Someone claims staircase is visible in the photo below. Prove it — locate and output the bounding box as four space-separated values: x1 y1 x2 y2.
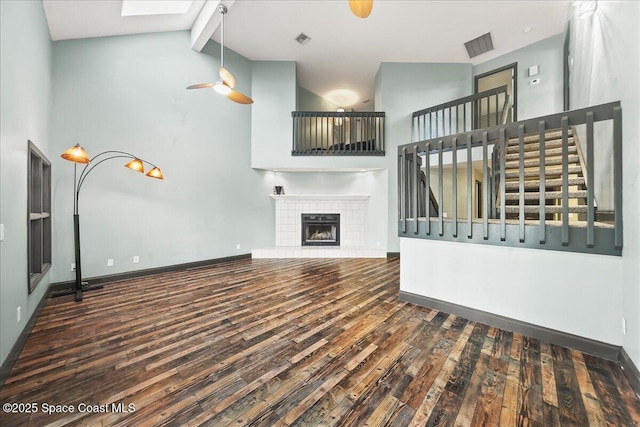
497 128 590 220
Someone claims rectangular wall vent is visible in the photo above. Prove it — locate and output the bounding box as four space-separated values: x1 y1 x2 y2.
464 32 494 58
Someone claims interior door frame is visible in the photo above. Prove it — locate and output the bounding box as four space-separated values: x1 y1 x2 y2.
474 62 518 123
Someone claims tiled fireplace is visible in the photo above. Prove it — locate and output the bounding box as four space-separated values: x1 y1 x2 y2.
252 194 385 258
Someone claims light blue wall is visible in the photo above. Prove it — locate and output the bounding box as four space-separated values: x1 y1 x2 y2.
251 61 297 170
50 32 274 283
0 0 53 366
474 33 565 120
375 62 473 251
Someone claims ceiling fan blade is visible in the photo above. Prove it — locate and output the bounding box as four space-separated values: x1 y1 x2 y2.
226 89 253 104
349 0 373 18
219 67 237 89
186 82 215 90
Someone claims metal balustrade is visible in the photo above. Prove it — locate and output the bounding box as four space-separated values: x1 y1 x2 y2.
398 101 623 256
292 111 385 156
412 86 510 142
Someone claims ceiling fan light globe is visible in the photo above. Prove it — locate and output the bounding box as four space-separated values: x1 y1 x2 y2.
214 82 232 95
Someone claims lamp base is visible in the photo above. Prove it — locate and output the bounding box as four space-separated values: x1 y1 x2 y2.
51 282 104 302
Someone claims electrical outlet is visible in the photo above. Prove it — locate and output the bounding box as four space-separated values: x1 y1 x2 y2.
133 256 139 263
71 263 76 272
107 258 114 267
236 244 241 250
17 307 21 323
622 317 627 336
530 78 541 85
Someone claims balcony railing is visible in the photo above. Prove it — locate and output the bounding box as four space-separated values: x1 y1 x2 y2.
412 85 510 142
292 111 385 156
398 101 623 256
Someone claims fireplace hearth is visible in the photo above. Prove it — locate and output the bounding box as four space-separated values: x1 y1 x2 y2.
301 214 340 246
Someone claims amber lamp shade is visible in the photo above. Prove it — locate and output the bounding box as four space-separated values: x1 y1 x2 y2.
61 144 91 164
146 167 164 179
124 158 145 173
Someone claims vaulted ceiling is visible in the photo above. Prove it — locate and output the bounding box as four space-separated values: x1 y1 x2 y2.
42 0 571 108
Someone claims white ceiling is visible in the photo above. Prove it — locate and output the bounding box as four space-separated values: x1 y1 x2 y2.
42 0 571 108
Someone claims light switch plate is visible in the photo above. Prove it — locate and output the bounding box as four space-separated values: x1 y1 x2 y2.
528 65 539 76
0 224 4 241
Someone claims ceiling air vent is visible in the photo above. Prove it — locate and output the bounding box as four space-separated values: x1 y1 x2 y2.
295 33 311 46
464 32 494 58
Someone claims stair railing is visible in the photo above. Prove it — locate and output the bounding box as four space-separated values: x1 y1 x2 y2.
412 85 509 142
292 111 385 155
398 101 623 256
571 126 598 211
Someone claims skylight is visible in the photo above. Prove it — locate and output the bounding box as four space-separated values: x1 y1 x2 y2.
121 1 194 17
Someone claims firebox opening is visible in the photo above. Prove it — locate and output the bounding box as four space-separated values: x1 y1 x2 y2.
301 214 340 246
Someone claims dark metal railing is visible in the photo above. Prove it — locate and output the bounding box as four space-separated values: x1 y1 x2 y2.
292 111 385 156
398 101 623 256
412 86 510 142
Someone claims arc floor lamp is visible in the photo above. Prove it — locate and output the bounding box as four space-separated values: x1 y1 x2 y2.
56 144 163 302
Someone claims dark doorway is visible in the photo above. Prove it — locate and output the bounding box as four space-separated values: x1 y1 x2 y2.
475 63 517 124
476 179 482 219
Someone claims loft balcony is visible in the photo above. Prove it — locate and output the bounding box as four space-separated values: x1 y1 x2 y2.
291 111 385 156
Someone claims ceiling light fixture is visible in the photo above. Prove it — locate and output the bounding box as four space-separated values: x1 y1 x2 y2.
349 0 373 18
187 5 253 104
214 81 232 95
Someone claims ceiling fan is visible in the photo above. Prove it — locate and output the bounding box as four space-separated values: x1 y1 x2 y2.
187 5 253 104
349 0 374 18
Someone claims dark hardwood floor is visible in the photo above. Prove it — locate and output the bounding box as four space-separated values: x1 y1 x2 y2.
1 258 639 426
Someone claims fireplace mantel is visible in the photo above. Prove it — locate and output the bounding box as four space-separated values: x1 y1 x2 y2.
254 193 385 258
270 194 369 201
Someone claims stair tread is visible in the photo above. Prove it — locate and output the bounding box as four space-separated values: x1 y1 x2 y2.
504 190 588 200
498 205 588 214
505 146 577 161
504 155 580 169
504 178 586 189
506 129 572 144
504 165 583 179
506 138 576 152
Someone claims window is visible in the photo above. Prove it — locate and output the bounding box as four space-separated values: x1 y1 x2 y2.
28 140 51 292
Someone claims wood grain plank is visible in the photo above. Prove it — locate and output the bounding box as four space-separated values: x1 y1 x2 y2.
552 344 590 426
582 353 637 426
539 341 559 408
498 332 523 426
408 321 476 426
570 349 607 426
